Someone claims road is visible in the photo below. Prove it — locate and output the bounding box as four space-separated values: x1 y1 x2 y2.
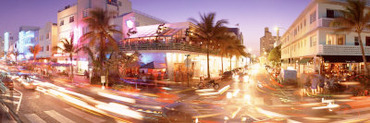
2 63 370 123
1 65 172 123
13 78 118 123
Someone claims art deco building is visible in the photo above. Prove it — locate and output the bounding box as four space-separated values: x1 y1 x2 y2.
56 0 166 73
121 22 247 81
280 0 370 75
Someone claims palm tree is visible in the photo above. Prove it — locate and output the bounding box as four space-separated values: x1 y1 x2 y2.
331 0 370 75
189 13 228 79
217 34 235 73
53 37 79 79
80 8 122 84
29 44 42 62
223 37 248 70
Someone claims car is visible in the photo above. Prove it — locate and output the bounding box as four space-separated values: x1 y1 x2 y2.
1 76 14 91
20 79 38 90
19 75 38 90
221 71 233 80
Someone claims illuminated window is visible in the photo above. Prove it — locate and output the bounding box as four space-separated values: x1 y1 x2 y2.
326 34 345 45
326 34 335 45
69 16 74 23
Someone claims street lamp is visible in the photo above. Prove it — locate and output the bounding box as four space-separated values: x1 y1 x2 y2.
273 26 286 47
185 54 191 87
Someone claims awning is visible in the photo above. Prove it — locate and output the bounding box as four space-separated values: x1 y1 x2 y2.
140 62 166 69
322 55 370 63
299 58 312 64
281 59 288 63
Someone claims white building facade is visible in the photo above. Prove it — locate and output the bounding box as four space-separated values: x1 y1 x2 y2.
280 0 370 76
17 26 40 60
56 0 166 74
37 22 58 60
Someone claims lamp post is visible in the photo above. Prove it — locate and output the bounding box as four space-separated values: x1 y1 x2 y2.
185 54 191 87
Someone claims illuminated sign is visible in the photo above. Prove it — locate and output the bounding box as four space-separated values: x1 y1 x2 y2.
126 20 134 28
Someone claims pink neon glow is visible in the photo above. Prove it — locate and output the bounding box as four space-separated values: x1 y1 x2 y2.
73 26 82 45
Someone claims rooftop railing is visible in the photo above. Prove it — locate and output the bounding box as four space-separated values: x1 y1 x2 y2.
120 42 219 54
57 3 77 13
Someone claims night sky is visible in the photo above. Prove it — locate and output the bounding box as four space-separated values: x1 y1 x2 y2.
0 0 310 55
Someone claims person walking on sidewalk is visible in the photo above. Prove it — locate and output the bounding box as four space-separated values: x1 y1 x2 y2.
84 70 89 79
311 70 324 95
310 70 321 95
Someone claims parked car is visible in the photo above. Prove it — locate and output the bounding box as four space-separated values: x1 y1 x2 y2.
221 71 233 80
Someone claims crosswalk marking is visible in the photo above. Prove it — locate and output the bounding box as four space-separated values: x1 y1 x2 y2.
65 107 105 123
44 110 76 123
24 114 46 123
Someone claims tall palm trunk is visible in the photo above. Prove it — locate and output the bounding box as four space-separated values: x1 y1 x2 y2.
206 44 210 79
100 36 107 87
70 53 74 82
357 32 369 75
221 54 224 73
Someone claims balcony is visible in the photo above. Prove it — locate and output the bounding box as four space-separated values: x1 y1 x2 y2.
318 18 334 27
120 43 219 54
317 44 370 56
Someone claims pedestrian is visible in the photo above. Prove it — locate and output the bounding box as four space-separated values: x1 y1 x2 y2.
310 70 321 95
84 70 89 79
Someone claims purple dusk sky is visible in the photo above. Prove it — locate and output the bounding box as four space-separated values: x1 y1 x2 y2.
0 0 310 55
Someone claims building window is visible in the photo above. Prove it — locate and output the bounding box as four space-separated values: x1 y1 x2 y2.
303 40 306 47
60 20 64 26
355 37 359 45
327 9 334 18
310 11 316 24
69 16 74 23
366 37 370 46
337 35 345 45
46 33 49 39
83 9 89 17
41 46 44 52
46 45 49 51
326 34 335 45
294 29 297 36
326 34 345 45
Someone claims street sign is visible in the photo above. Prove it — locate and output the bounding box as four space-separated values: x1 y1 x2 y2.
101 76 106 84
